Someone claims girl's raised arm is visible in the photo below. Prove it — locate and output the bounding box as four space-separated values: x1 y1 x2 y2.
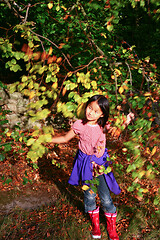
52 129 76 144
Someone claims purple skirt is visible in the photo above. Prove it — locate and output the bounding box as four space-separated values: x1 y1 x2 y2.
68 149 121 195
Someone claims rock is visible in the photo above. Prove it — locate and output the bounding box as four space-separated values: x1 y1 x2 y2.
0 184 60 215
9 92 22 100
6 114 20 127
0 85 67 130
0 86 39 129
7 99 17 112
0 87 9 105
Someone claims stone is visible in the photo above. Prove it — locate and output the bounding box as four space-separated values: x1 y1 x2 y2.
6 114 20 127
0 184 60 215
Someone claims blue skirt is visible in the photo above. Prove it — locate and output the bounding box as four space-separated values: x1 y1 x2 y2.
68 149 121 195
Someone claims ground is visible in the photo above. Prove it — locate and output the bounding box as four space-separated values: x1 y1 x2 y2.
0 129 159 239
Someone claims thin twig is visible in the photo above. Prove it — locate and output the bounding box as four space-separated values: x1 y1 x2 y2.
72 56 104 74
125 60 133 95
29 30 74 69
109 63 118 104
23 3 31 23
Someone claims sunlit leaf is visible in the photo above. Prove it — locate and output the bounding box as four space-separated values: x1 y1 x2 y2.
151 146 157 156
48 3 53 9
119 86 124 94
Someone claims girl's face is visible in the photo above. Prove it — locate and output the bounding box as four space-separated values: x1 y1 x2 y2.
86 101 103 125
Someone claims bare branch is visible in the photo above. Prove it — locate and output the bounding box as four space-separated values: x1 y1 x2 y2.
2 0 24 20
109 63 118 104
29 30 74 69
125 60 133 95
23 3 31 23
72 56 104 74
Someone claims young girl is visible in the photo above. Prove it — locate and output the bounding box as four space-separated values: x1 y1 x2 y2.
52 95 133 240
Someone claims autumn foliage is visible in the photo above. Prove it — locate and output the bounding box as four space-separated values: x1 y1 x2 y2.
0 0 159 228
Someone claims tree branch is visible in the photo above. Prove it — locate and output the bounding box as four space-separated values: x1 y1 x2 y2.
23 3 31 23
109 63 118 104
2 0 24 20
125 60 133 95
29 30 74 69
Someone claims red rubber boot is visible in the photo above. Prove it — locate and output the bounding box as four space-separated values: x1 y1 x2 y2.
105 212 119 240
88 207 101 239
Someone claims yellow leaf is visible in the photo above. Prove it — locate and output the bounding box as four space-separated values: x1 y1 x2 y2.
145 147 150 155
101 33 107 39
48 3 53 9
122 148 127 153
91 81 97 89
52 82 58 89
67 72 72 77
19 137 23 142
119 86 124 94
6 132 11 137
77 103 86 119
82 185 89 191
56 57 62 63
114 69 121 76
115 118 121 124
143 188 149 193
61 5 67 11
146 169 152 178
48 47 53 55
139 170 145 178
29 91 35 100
107 24 113 32
62 87 67 96
144 92 151 96
151 146 157 156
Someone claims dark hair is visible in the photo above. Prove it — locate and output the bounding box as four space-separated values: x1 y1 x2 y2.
83 95 109 128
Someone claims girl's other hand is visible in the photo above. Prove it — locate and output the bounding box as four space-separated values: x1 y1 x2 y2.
125 112 135 126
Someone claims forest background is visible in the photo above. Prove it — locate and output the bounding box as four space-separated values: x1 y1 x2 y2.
0 0 160 239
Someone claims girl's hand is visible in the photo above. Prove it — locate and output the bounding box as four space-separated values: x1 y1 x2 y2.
124 112 135 126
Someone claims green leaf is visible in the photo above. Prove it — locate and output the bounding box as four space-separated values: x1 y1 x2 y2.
36 109 51 120
0 154 5 161
22 76 28 82
23 177 28 185
27 151 39 162
87 3 101 10
14 52 25 60
27 138 36 146
11 64 22 72
153 197 160 205
128 186 135 192
4 144 12 152
107 24 114 32
28 41 34 48
4 178 12 185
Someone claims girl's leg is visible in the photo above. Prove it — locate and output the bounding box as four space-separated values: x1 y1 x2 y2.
97 175 119 240
97 174 116 213
84 188 101 239
84 187 97 213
